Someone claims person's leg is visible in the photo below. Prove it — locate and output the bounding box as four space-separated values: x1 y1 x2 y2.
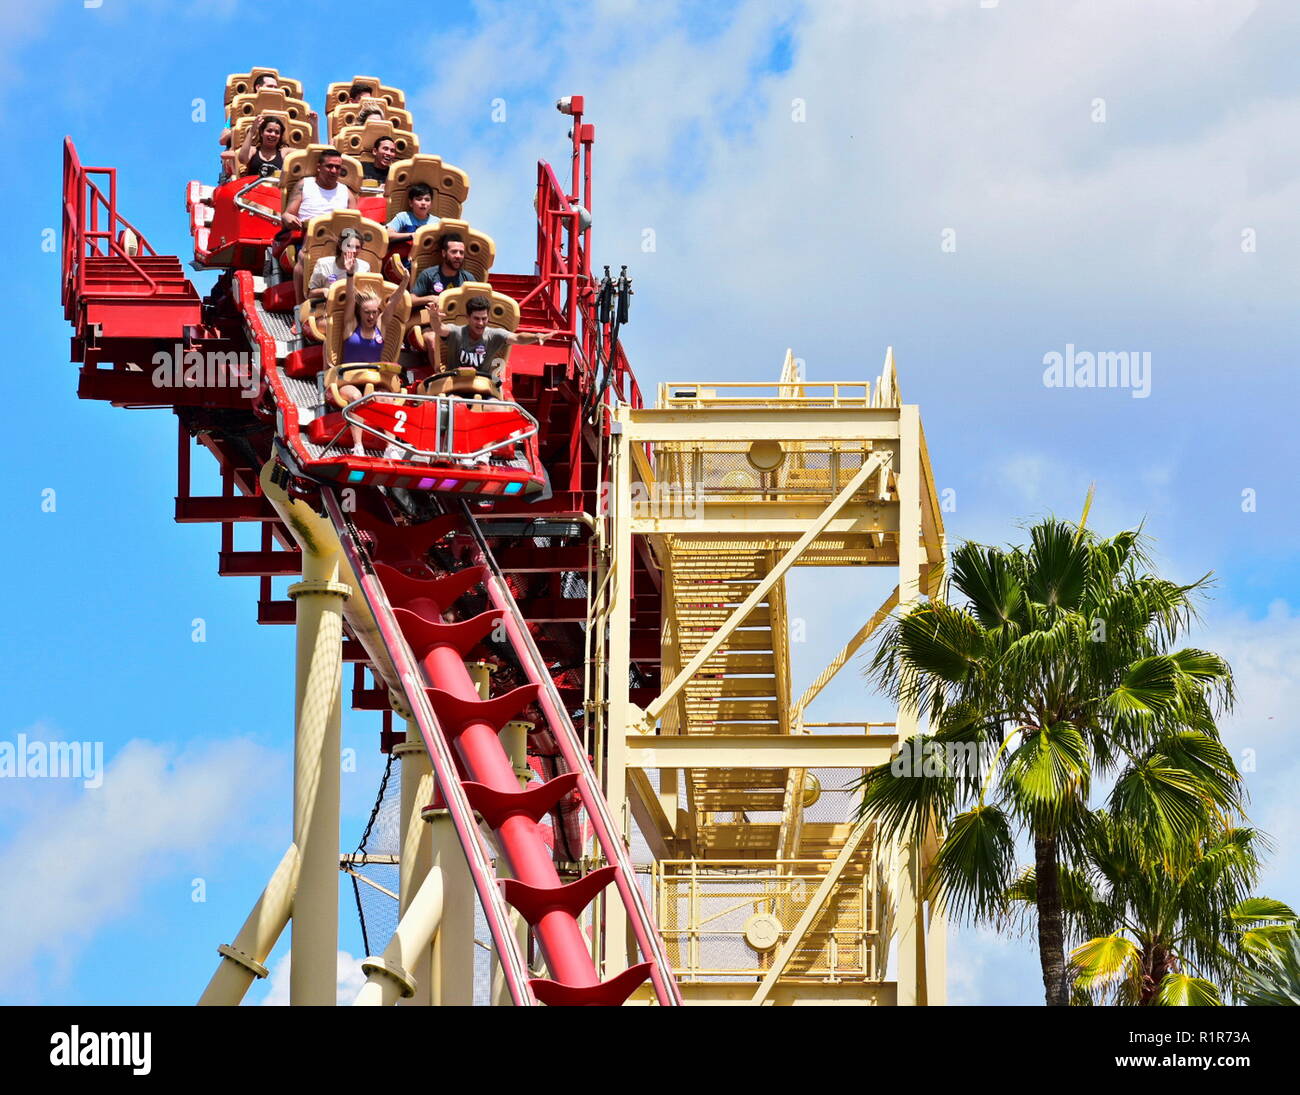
338 382 366 454
294 253 308 307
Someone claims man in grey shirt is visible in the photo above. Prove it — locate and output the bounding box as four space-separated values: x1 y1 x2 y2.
424 295 558 386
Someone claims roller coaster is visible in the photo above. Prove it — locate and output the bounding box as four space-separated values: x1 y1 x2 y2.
60 69 947 1006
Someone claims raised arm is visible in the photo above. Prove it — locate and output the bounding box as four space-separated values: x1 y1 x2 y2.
425 298 455 340
505 327 561 346
380 267 411 330
341 270 359 341
235 115 260 169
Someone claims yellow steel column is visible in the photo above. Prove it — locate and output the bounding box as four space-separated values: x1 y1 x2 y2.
354 865 444 1006
424 661 494 1005
602 416 633 975
198 843 299 1005
426 807 476 1005
396 717 435 1006
287 570 350 1006
893 403 928 1006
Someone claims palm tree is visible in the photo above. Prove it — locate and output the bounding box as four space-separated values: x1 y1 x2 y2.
858 517 1241 1005
1058 814 1266 1005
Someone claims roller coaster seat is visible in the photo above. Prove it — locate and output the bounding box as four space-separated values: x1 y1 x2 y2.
320 273 411 408
228 110 313 160
328 101 414 141
385 156 470 224
411 283 520 360
225 68 305 106
275 147 367 271
228 87 313 126
334 119 419 182
296 211 389 340
325 77 406 111
409 218 496 283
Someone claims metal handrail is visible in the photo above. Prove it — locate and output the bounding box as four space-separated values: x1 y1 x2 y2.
62 137 164 311
323 490 538 1005
232 175 284 223
340 391 539 460
459 504 684 1005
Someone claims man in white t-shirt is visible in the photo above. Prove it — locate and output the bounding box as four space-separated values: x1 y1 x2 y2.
282 149 359 305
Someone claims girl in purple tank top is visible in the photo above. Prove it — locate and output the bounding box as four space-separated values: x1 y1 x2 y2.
331 266 410 455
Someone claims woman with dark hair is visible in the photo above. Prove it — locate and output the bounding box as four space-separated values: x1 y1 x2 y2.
220 73 279 177
236 114 287 179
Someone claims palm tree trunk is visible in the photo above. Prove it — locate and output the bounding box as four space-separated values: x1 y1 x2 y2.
1035 832 1070 1006
1139 945 1176 1005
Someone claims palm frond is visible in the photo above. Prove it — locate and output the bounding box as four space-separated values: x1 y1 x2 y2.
1003 722 1089 831
1154 973 1222 1007
931 805 1017 923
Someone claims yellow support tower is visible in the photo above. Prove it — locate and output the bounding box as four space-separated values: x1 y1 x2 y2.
605 349 948 1005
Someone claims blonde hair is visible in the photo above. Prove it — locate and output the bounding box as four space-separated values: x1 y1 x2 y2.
354 289 382 327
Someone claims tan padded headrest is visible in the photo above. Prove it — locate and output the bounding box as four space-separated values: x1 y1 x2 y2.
327 101 414 141
386 156 471 222
410 220 496 284
325 77 406 111
437 284 518 331
334 119 419 163
300 211 389 286
429 285 520 372
229 110 312 155
225 69 304 107
281 145 367 201
229 88 313 124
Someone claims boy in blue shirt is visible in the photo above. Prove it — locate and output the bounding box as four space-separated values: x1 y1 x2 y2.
387 182 434 244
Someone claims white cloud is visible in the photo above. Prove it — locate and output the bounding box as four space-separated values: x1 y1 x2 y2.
256 949 367 1006
0 735 278 996
414 0 1300 400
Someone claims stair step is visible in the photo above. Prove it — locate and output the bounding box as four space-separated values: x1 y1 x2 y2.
693 770 789 789
694 791 785 810
684 679 779 698
677 629 774 651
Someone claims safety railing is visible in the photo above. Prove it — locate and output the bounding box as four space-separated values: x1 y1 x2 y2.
522 160 585 339
527 141 643 411
647 440 892 502
657 379 873 409
61 137 162 321
340 392 539 460
653 858 884 982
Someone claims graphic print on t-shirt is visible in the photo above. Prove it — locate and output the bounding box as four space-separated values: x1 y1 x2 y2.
450 325 509 378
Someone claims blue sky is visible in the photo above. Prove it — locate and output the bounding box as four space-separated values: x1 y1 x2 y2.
2 0 1297 1005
